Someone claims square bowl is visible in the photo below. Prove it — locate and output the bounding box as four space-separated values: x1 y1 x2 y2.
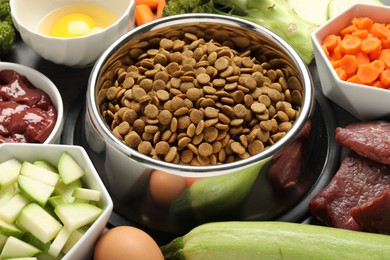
312 3 390 121
0 62 64 144
0 143 113 259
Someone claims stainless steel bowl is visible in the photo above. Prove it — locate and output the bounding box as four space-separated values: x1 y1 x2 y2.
85 14 315 233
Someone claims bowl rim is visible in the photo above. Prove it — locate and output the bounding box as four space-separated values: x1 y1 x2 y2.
9 0 135 41
87 13 315 176
0 61 64 144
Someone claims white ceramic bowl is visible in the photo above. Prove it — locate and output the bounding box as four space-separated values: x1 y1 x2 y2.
312 3 390 121
10 0 135 67
0 62 64 144
0 143 113 259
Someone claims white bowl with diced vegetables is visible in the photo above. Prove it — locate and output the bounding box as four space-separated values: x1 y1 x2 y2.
0 143 113 259
312 3 390 121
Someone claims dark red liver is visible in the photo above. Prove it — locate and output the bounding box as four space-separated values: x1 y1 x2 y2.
0 69 57 143
309 151 390 231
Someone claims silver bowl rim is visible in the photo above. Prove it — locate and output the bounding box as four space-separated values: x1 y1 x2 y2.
86 13 315 176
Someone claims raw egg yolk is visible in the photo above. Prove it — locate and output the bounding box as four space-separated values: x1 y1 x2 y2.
50 13 100 38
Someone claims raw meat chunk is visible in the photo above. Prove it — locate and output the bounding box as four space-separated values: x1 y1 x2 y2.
309 151 390 231
267 139 304 191
267 121 311 191
351 190 390 235
336 120 390 165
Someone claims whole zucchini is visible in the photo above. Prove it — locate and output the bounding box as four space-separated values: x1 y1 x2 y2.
160 221 390 260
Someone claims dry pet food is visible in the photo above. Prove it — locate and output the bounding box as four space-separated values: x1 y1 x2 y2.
97 24 304 166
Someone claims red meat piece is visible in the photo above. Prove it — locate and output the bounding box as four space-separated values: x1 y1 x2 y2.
336 120 390 165
351 190 390 235
267 138 304 191
309 151 390 231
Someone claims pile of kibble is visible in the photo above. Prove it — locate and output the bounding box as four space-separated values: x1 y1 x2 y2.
97 27 303 166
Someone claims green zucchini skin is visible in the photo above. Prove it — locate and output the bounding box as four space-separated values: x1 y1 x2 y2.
161 221 390 260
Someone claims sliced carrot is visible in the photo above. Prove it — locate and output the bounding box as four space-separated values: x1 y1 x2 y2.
331 46 343 61
381 37 390 49
371 23 390 39
371 80 385 89
379 49 390 68
352 29 369 39
353 51 370 65
347 75 363 84
380 69 390 87
321 45 330 59
339 36 362 54
135 4 155 26
340 25 358 37
322 34 340 51
338 54 359 76
331 59 341 69
352 17 374 31
368 46 382 61
371 59 385 73
321 16 390 91
361 36 381 54
136 0 158 10
156 0 166 19
356 63 380 83
335 67 348 81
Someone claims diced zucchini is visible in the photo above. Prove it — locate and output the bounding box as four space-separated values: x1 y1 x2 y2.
47 227 70 257
62 228 85 254
35 252 63 260
0 187 17 208
0 193 29 223
54 203 102 231
16 203 62 244
57 152 85 185
22 232 51 252
73 198 89 204
20 162 59 187
54 179 82 203
54 180 82 204
0 218 24 239
4 257 38 260
33 161 58 174
0 233 7 252
0 236 41 259
0 159 22 189
72 187 101 202
18 176 54 207
47 195 68 208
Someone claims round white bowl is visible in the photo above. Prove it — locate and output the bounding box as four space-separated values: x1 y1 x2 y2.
0 62 64 144
0 143 113 259
312 3 390 121
10 0 135 67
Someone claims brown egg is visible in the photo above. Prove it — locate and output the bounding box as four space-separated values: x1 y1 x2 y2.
149 170 186 208
93 226 164 260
